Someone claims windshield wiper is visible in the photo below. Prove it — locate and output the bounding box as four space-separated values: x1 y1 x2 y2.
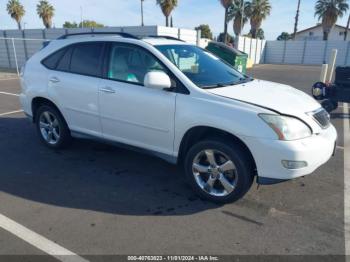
232 77 254 84
200 77 254 89
200 83 228 89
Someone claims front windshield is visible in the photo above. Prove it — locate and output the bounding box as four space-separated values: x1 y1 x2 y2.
155 44 250 89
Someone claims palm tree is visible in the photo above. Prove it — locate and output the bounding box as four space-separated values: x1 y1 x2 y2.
246 0 271 39
156 0 178 27
293 0 301 40
37 0 55 29
6 0 25 30
219 0 234 43
228 0 249 37
315 0 349 41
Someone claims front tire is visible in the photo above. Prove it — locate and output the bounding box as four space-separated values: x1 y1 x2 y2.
35 105 71 149
184 139 254 203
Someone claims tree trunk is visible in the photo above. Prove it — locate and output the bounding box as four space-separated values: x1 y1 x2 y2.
233 15 242 36
17 21 22 30
345 14 350 41
251 28 257 39
166 16 169 27
293 0 301 40
223 7 228 43
323 31 329 41
44 19 52 29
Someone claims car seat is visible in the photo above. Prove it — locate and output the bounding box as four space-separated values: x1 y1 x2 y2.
108 49 139 83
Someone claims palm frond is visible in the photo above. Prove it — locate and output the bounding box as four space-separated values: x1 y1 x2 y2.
6 0 25 22
219 0 234 9
157 0 178 17
315 0 349 39
37 0 55 28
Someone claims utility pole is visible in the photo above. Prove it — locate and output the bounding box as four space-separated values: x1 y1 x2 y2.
293 0 301 40
240 0 244 36
141 0 145 26
345 13 350 41
80 6 83 28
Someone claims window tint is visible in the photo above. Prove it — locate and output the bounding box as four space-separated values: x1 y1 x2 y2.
56 47 72 71
108 44 165 84
155 45 246 88
165 48 199 72
70 43 104 77
42 48 66 70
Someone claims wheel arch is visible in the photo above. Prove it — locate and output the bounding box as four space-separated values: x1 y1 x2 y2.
178 126 257 172
31 97 64 124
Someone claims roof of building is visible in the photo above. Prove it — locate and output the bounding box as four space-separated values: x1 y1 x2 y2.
296 24 350 35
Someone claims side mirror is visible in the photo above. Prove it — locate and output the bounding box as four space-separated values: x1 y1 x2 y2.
144 71 172 90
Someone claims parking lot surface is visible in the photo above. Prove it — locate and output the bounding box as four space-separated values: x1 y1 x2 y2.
0 65 347 260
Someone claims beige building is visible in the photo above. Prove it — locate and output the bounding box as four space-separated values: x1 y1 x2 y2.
295 24 350 41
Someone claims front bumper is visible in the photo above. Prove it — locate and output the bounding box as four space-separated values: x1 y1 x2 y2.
241 124 338 182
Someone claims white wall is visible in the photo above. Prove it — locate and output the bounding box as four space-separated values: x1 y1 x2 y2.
234 36 350 66
235 36 267 65
199 38 211 48
295 26 350 41
9 27 350 69
264 40 350 66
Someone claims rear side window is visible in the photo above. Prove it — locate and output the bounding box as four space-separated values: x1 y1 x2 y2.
42 48 66 69
70 43 104 77
56 47 73 71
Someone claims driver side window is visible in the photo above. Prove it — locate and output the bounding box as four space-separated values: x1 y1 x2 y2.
107 44 166 85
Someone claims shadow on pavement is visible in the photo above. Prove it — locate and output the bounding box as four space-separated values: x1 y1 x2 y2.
0 116 220 216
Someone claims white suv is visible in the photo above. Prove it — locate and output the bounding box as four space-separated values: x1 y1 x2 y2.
20 33 337 203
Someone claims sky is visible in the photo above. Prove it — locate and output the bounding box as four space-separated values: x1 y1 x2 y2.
1 0 350 40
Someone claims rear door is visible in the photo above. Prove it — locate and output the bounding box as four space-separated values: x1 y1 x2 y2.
46 42 105 137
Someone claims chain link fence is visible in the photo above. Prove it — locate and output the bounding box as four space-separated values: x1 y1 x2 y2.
0 37 46 75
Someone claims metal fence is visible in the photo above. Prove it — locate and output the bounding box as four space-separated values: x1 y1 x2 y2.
234 37 350 67
6 27 349 70
0 26 198 73
0 37 45 74
264 40 350 66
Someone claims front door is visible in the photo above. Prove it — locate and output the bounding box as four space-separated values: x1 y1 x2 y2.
99 43 176 156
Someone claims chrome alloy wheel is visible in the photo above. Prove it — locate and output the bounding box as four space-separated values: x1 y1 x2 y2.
39 111 60 145
192 149 237 197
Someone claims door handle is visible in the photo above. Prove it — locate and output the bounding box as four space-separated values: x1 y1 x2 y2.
49 77 60 83
99 87 116 94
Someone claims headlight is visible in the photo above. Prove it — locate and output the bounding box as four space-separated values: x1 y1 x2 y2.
259 114 312 141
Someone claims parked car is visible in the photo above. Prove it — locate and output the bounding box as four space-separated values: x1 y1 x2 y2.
20 33 337 203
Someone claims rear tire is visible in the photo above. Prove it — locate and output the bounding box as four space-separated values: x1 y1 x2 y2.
184 139 254 203
35 105 71 149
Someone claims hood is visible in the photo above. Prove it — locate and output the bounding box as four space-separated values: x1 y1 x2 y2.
207 79 320 115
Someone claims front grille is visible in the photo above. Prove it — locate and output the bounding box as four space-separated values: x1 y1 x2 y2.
312 108 330 129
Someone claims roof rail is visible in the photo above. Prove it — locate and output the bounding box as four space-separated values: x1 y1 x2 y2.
143 35 185 42
57 32 139 40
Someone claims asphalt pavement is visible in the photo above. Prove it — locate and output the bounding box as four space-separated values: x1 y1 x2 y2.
0 65 346 261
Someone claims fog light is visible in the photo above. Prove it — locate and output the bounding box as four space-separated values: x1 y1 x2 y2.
282 160 308 170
